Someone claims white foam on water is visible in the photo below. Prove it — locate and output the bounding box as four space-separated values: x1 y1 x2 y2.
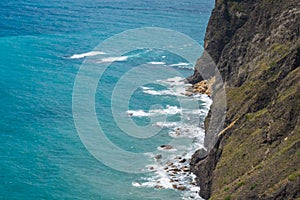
132 122 208 199
184 109 206 115
132 182 141 187
169 62 190 67
147 61 166 65
140 86 154 90
168 125 204 139
158 76 186 85
69 51 106 59
141 76 191 97
126 110 150 117
193 94 212 110
153 121 179 128
127 105 182 117
135 140 205 199
130 76 211 200
169 62 193 70
157 146 178 152
142 89 178 96
97 56 128 63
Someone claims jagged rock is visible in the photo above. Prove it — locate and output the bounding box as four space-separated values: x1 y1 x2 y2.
148 166 154 171
177 185 187 191
186 69 203 84
160 144 173 150
187 79 212 97
185 91 193 96
166 161 173 166
169 168 181 172
182 166 190 172
154 185 163 189
190 0 300 199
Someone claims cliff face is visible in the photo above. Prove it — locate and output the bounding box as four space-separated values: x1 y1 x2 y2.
190 0 300 199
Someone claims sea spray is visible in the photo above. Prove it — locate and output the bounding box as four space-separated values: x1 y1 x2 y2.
130 76 211 200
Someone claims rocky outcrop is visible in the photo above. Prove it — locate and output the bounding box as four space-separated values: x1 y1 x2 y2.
189 0 300 199
186 79 214 97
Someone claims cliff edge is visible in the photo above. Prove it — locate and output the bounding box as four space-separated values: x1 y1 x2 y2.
190 0 300 199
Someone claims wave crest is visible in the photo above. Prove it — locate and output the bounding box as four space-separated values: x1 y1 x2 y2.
70 51 106 59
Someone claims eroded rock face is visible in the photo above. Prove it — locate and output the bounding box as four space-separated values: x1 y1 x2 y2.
189 0 300 199
190 144 222 199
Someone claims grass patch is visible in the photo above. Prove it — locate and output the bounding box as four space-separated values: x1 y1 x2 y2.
237 181 245 188
270 61 276 68
270 43 290 55
278 78 300 102
250 183 258 190
228 1 243 12
245 108 268 121
288 173 299 182
224 195 231 200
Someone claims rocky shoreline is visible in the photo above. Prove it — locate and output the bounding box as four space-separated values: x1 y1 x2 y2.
133 77 213 199
153 80 213 193
185 78 214 97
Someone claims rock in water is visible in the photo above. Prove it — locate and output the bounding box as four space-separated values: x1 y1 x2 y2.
160 144 173 150
177 185 187 191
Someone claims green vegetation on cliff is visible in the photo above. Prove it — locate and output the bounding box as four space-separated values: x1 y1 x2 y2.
190 0 300 199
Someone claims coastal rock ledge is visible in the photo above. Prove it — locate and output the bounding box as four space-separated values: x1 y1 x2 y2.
189 0 300 199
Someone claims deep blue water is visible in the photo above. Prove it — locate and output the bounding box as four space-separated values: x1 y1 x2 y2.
0 0 214 199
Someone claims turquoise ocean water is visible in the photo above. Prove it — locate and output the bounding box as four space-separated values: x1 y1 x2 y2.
0 1 214 199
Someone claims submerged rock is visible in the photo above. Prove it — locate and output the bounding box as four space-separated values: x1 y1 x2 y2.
160 144 173 150
185 91 193 96
182 166 190 172
177 185 187 191
172 184 187 191
166 161 173 166
154 185 164 189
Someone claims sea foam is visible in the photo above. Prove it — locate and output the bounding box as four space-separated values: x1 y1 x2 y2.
130 76 211 200
147 61 166 65
97 56 128 63
127 105 182 117
169 62 193 70
141 76 190 97
70 51 106 59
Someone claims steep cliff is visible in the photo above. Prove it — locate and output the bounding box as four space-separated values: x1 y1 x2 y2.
190 0 300 199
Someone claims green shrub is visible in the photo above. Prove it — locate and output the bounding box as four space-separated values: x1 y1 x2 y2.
224 195 231 200
250 183 257 190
